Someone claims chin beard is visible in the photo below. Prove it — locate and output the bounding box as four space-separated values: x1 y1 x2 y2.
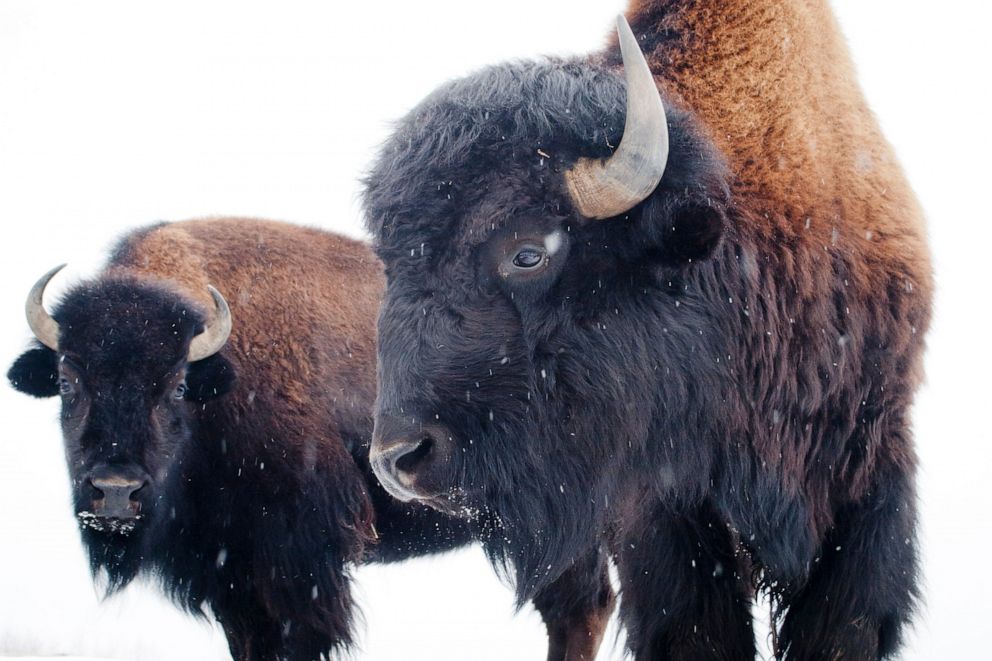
462 430 606 604
477 491 602 604
79 519 146 592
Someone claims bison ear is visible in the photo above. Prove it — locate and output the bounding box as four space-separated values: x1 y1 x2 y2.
185 353 236 402
625 105 729 264
635 192 726 263
8 345 59 398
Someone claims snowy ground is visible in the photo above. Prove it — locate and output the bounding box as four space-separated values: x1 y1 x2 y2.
1 1 989 659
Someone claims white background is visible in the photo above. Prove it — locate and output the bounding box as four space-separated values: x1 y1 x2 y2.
1 1 989 659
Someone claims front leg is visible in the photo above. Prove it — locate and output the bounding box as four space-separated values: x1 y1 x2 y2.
532 547 616 661
612 501 754 661
210 545 355 661
212 592 283 661
776 461 919 660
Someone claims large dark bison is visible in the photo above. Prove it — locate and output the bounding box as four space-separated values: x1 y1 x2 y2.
7 218 613 660
363 2 931 659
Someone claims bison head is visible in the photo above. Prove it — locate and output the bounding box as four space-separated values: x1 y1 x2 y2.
363 18 730 598
7 266 234 585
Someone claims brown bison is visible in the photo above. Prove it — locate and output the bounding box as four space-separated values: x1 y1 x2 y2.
363 2 931 659
7 218 614 660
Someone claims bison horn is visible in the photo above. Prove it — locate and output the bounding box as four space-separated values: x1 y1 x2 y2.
25 264 67 351
187 285 232 362
563 15 670 220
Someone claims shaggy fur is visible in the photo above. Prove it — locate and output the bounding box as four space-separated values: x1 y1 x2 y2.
8 218 614 661
363 1 931 659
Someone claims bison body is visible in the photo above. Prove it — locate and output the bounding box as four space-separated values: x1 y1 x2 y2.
364 2 931 659
8 218 613 660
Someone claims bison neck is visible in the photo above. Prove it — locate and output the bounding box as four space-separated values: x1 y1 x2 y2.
620 0 925 254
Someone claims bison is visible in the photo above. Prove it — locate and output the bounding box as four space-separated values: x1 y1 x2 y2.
7 218 614 660
363 3 931 660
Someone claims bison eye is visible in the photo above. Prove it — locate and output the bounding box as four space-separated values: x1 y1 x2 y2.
174 382 188 400
512 247 546 269
58 377 73 395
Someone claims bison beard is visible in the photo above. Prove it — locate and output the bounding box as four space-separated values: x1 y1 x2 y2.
364 5 930 660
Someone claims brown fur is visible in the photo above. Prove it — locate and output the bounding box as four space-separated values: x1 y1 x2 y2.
112 217 383 476
624 0 929 255
622 0 932 322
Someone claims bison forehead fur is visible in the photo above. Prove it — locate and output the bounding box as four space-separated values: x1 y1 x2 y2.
365 58 728 265
55 277 207 375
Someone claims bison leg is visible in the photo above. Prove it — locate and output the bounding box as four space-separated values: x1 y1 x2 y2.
532 547 616 661
613 502 754 661
214 588 348 661
208 533 356 661
213 599 282 661
776 466 918 660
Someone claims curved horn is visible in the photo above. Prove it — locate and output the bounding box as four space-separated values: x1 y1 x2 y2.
187 285 232 362
564 15 670 220
25 264 66 351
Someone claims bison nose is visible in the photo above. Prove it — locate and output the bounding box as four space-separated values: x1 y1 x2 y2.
370 417 455 502
88 468 149 519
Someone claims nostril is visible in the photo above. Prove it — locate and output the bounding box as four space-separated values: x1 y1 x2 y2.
395 436 434 476
371 415 457 498
86 479 105 501
128 480 147 501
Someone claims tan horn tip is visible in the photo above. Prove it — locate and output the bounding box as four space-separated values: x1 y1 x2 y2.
563 13 669 220
187 285 233 362
25 263 67 351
